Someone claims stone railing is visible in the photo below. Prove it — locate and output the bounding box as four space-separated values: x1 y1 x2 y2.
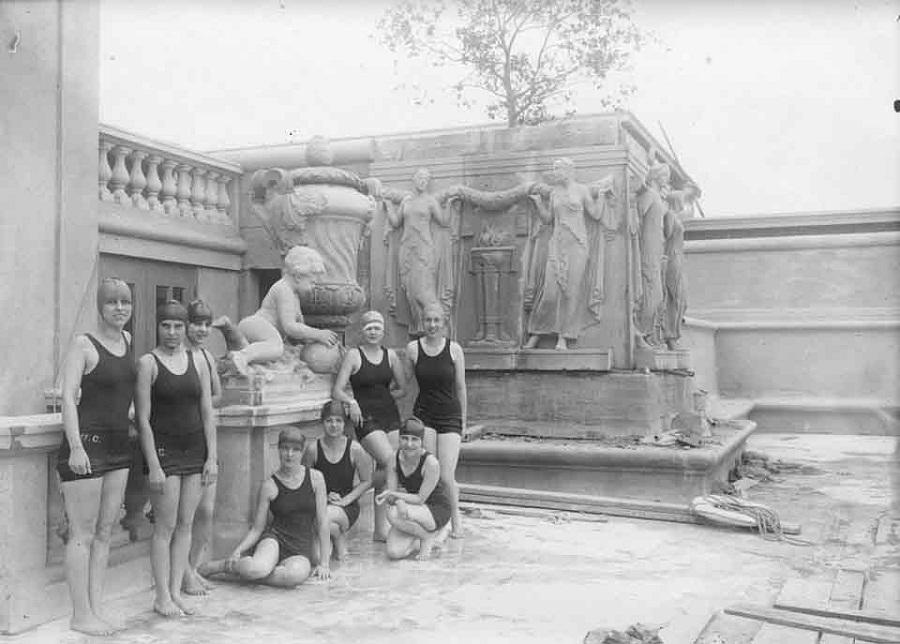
99 124 241 225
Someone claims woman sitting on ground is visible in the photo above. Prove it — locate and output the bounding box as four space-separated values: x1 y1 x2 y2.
200 426 331 587
376 417 452 560
302 400 372 560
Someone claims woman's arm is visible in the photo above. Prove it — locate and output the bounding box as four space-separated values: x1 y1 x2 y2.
402 340 418 385
429 197 451 227
197 355 218 487
529 192 553 225
135 355 165 492
332 350 362 425
60 337 91 474
310 470 332 578
386 197 405 229
336 443 372 506
375 453 399 505
451 341 467 433
387 349 406 400
390 455 440 506
204 348 223 408
230 479 275 558
300 440 317 469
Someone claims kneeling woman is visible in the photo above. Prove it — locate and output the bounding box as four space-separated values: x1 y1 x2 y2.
376 417 451 560
302 401 372 560
201 427 331 586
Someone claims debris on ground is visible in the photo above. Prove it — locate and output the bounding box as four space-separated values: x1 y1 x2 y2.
736 449 820 482
583 622 664 643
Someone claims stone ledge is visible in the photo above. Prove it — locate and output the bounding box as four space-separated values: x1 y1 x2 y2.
466 348 613 371
217 398 330 429
686 230 900 253
689 307 900 331
0 414 62 453
685 208 900 240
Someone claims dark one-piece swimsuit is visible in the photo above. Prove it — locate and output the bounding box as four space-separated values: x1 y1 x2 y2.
396 450 452 530
148 351 207 476
315 438 360 528
413 338 462 435
349 346 401 439
259 467 317 562
57 333 136 482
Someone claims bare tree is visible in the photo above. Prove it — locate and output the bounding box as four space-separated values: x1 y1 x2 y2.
377 0 646 126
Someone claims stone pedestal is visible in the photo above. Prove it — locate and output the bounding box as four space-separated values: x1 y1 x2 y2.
220 370 332 407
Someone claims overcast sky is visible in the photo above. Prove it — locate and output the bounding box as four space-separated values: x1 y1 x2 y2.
99 0 900 217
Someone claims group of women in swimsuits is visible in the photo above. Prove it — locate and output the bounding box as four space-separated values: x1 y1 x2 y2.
57 279 466 636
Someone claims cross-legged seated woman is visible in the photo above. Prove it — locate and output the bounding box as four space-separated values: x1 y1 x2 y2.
302 400 372 561
377 417 451 560
200 427 331 587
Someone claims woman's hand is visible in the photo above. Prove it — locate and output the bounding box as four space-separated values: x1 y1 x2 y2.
375 490 394 506
327 492 344 506
311 565 331 581
347 400 363 426
202 459 218 486
68 444 91 476
148 466 166 493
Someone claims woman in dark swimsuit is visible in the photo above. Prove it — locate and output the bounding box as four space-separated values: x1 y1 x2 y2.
57 278 135 636
135 301 217 617
303 400 372 561
201 426 332 586
332 310 405 541
377 417 452 560
183 299 223 595
404 302 467 537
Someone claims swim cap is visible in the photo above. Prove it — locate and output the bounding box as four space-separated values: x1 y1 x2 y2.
157 300 188 324
187 299 213 324
96 278 131 312
320 399 347 421
277 425 307 449
360 310 385 329
400 417 425 439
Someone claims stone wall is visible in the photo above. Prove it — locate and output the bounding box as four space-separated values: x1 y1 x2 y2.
684 209 900 433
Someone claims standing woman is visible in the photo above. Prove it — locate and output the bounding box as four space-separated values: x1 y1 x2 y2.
135 301 217 617
183 300 223 595
332 310 405 541
57 278 135 635
405 302 466 538
302 400 372 560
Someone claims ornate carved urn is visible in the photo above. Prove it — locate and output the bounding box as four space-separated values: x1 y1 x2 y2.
250 136 376 330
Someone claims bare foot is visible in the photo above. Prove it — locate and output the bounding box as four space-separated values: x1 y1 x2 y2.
523 335 540 349
153 600 183 618
182 570 208 596
171 594 195 616
229 351 249 377
70 615 116 636
198 558 230 577
554 337 567 350
332 535 349 561
95 610 127 632
415 535 437 560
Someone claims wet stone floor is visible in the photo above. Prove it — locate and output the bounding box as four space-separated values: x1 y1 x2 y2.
12 433 899 644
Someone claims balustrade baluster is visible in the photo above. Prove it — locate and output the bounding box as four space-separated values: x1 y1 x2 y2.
205 171 220 222
160 160 178 215
145 155 163 212
109 145 132 205
176 163 193 217
98 140 113 201
128 150 148 209
191 168 207 220
217 176 232 221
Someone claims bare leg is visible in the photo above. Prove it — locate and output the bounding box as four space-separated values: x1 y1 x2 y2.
150 476 182 617
263 555 311 588
327 505 350 560
61 477 115 636
361 430 395 542
436 432 463 538
169 474 203 615
523 334 540 349
185 480 216 594
231 538 279 581
90 469 130 630
385 503 437 560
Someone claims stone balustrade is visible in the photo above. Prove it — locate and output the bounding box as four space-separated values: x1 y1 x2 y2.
99 124 241 225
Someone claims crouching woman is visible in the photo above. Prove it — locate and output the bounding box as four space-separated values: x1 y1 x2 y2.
200 427 331 586
376 417 451 560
